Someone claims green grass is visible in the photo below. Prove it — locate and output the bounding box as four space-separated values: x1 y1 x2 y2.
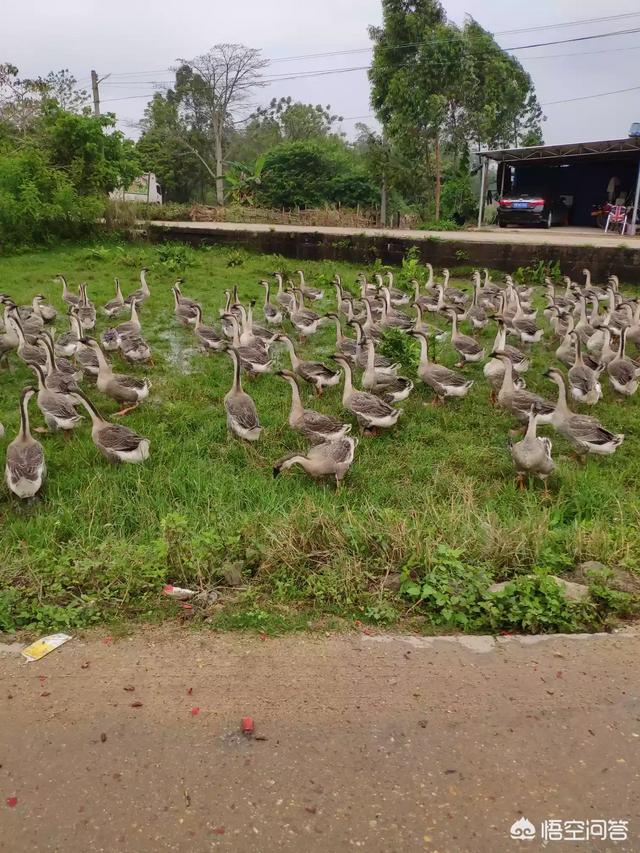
0 239 638 634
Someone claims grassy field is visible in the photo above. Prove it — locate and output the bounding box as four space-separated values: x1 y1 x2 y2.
0 239 638 635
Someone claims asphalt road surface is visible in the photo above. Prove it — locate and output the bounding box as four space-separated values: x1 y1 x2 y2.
1 628 639 852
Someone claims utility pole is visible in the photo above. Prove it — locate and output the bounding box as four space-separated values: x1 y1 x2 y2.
91 70 100 116
90 71 111 117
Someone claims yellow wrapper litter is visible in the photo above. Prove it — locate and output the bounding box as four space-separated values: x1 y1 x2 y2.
21 633 72 662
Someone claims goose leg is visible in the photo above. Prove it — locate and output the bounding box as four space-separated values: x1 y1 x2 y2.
516 473 525 491
114 402 139 417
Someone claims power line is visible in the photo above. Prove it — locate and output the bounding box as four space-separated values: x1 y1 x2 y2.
494 11 640 35
101 21 640 81
541 83 640 106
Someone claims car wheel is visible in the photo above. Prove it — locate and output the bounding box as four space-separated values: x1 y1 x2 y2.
542 212 552 229
499 221 507 229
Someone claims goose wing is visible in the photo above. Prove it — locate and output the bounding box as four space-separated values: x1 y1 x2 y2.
510 390 554 416
300 410 347 434
566 414 619 445
569 365 596 394
96 423 145 452
298 361 337 382
428 365 469 386
113 374 148 392
350 390 395 417
455 334 483 355
608 359 636 384
309 437 355 465
41 391 79 420
226 393 259 430
6 441 44 482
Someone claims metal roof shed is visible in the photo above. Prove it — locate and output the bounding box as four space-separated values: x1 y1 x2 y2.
477 136 640 233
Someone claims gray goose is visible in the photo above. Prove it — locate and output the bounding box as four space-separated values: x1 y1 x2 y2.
277 334 339 396
277 370 351 444
333 354 401 433
410 331 473 404
4 387 46 499
31 363 83 434
223 346 262 441
274 436 357 488
103 279 126 317
72 389 150 464
508 404 555 495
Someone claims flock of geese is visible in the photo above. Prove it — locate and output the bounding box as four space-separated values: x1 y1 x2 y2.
1 262 636 499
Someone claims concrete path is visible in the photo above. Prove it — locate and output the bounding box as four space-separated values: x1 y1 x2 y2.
1 627 639 852
149 220 640 251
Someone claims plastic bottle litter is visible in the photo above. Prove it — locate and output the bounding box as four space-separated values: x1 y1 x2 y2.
21 633 72 662
162 585 196 601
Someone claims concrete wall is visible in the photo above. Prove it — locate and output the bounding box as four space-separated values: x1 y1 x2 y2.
148 223 640 283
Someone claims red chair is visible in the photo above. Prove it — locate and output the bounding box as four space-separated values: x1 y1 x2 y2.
605 205 628 234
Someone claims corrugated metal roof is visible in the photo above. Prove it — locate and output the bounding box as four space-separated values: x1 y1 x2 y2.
480 137 640 165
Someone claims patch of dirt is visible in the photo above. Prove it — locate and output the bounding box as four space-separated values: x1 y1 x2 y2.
1 626 639 852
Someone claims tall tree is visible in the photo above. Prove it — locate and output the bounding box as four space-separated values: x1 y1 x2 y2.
175 44 268 205
369 2 543 220
0 65 88 133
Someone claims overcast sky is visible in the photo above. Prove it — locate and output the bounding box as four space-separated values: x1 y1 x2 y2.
4 0 640 146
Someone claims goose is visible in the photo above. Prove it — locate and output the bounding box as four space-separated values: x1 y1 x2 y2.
31 295 57 324
478 268 501 305
273 272 296 312
220 291 237 338
410 331 472 404
259 280 282 325
0 302 19 362
332 276 356 317
555 316 601 372
361 298 384 341
103 279 126 317
491 352 555 424
547 306 572 338
223 346 262 441
411 278 433 311
510 291 544 344
72 389 150 463
411 303 448 341
295 269 324 302
441 269 468 308
356 272 378 298
327 312 358 361
38 335 80 396
31 363 83 434
288 288 325 339
349 321 399 374
380 287 413 331
6 311 47 369
624 300 640 346
597 327 619 368
124 267 151 306
277 334 339 395
277 370 351 444
172 287 198 325
76 284 96 330
273 436 357 488
4 388 46 499
56 274 80 308
240 302 276 347
361 339 413 403
54 311 81 358
544 368 624 458
101 327 121 352
193 305 225 351
606 327 638 396
119 334 152 365
69 311 100 376
586 312 612 355
460 274 488 329
574 296 597 341
508 404 555 495
483 322 529 402
383 272 410 306
333 354 401 433
424 262 437 295
224 314 272 375
115 299 143 338
448 310 484 365
568 332 602 405
82 339 150 415
583 268 609 302
173 279 200 311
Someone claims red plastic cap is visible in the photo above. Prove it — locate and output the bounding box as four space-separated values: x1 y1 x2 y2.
241 716 254 734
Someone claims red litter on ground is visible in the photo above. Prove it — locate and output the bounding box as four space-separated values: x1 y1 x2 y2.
191 707 200 716
241 716 254 735
6 797 17 808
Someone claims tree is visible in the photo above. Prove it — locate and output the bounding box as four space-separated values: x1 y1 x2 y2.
0 65 88 133
175 44 268 205
369 2 543 220
251 97 343 142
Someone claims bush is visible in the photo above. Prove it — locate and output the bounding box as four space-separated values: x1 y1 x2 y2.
0 146 102 248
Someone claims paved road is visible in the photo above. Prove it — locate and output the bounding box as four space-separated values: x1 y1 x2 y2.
1 628 639 852
150 220 640 251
